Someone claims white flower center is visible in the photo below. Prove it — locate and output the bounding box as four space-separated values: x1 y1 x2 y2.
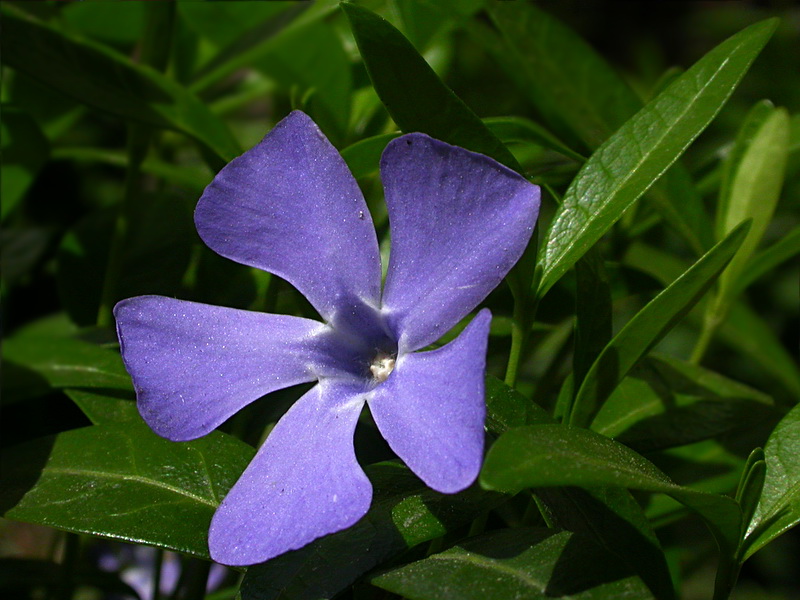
369 352 396 383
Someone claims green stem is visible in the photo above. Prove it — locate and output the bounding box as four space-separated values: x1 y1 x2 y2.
96 126 149 327
152 548 164 600
690 298 725 364
54 533 80 600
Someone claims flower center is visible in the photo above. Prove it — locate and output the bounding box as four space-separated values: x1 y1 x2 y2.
369 351 396 383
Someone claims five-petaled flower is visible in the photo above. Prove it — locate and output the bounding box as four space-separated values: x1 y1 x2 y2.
114 111 540 566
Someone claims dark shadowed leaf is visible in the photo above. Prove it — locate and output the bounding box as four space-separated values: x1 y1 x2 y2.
342 2 520 171
240 462 503 600
373 527 656 600
0 7 240 167
1 106 49 220
570 223 749 428
592 354 775 452
535 487 674 600
481 425 741 558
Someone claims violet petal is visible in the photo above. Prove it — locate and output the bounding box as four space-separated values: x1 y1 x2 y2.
380 134 540 352
114 296 332 441
194 111 382 325
209 381 370 566
367 309 491 494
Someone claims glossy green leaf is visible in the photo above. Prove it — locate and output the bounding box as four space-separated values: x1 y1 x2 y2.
485 375 551 435
570 223 749 428
64 389 139 425
0 7 240 167
715 104 789 304
340 133 401 179
592 354 774 452
536 19 777 297
0 424 254 559
483 4 712 255
373 527 656 600
342 2 521 171
1 106 49 220
624 242 800 400
482 425 742 558
742 404 800 559
2 336 131 393
240 462 503 600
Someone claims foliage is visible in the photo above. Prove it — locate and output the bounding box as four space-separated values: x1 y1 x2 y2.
1 2 798 599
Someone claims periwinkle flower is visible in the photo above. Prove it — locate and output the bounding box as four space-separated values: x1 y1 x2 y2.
114 111 539 566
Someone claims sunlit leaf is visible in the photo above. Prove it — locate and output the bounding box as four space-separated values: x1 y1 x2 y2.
536 19 777 297
743 404 800 559
0 424 254 559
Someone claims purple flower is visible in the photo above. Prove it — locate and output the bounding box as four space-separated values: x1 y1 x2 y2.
114 111 539 566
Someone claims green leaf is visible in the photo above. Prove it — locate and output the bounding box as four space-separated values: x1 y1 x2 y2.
570 223 749 428
730 225 800 297
536 18 777 297
64 389 139 425
485 375 551 436
251 21 352 144
573 248 612 390
0 7 240 167
482 116 586 162
742 404 800 559
482 425 742 565
0 424 254 559
342 2 521 171
56 194 194 326
187 1 338 94
340 133 401 179
178 1 293 50
482 4 712 255
487 2 641 150
535 487 674 600
240 462 502 600
715 104 790 305
2 336 131 393
719 303 800 400
0 106 49 220
592 354 775 452
373 527 656 600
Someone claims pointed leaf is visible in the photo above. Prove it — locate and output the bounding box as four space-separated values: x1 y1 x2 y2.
570 223 749 428
0 7 240 167
481 425 741 557
0 424 254 559
537 19 777 297
373 527 656 600
715 105 790 305
743 404 800 559
342 2 520 171
592 354 775 452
